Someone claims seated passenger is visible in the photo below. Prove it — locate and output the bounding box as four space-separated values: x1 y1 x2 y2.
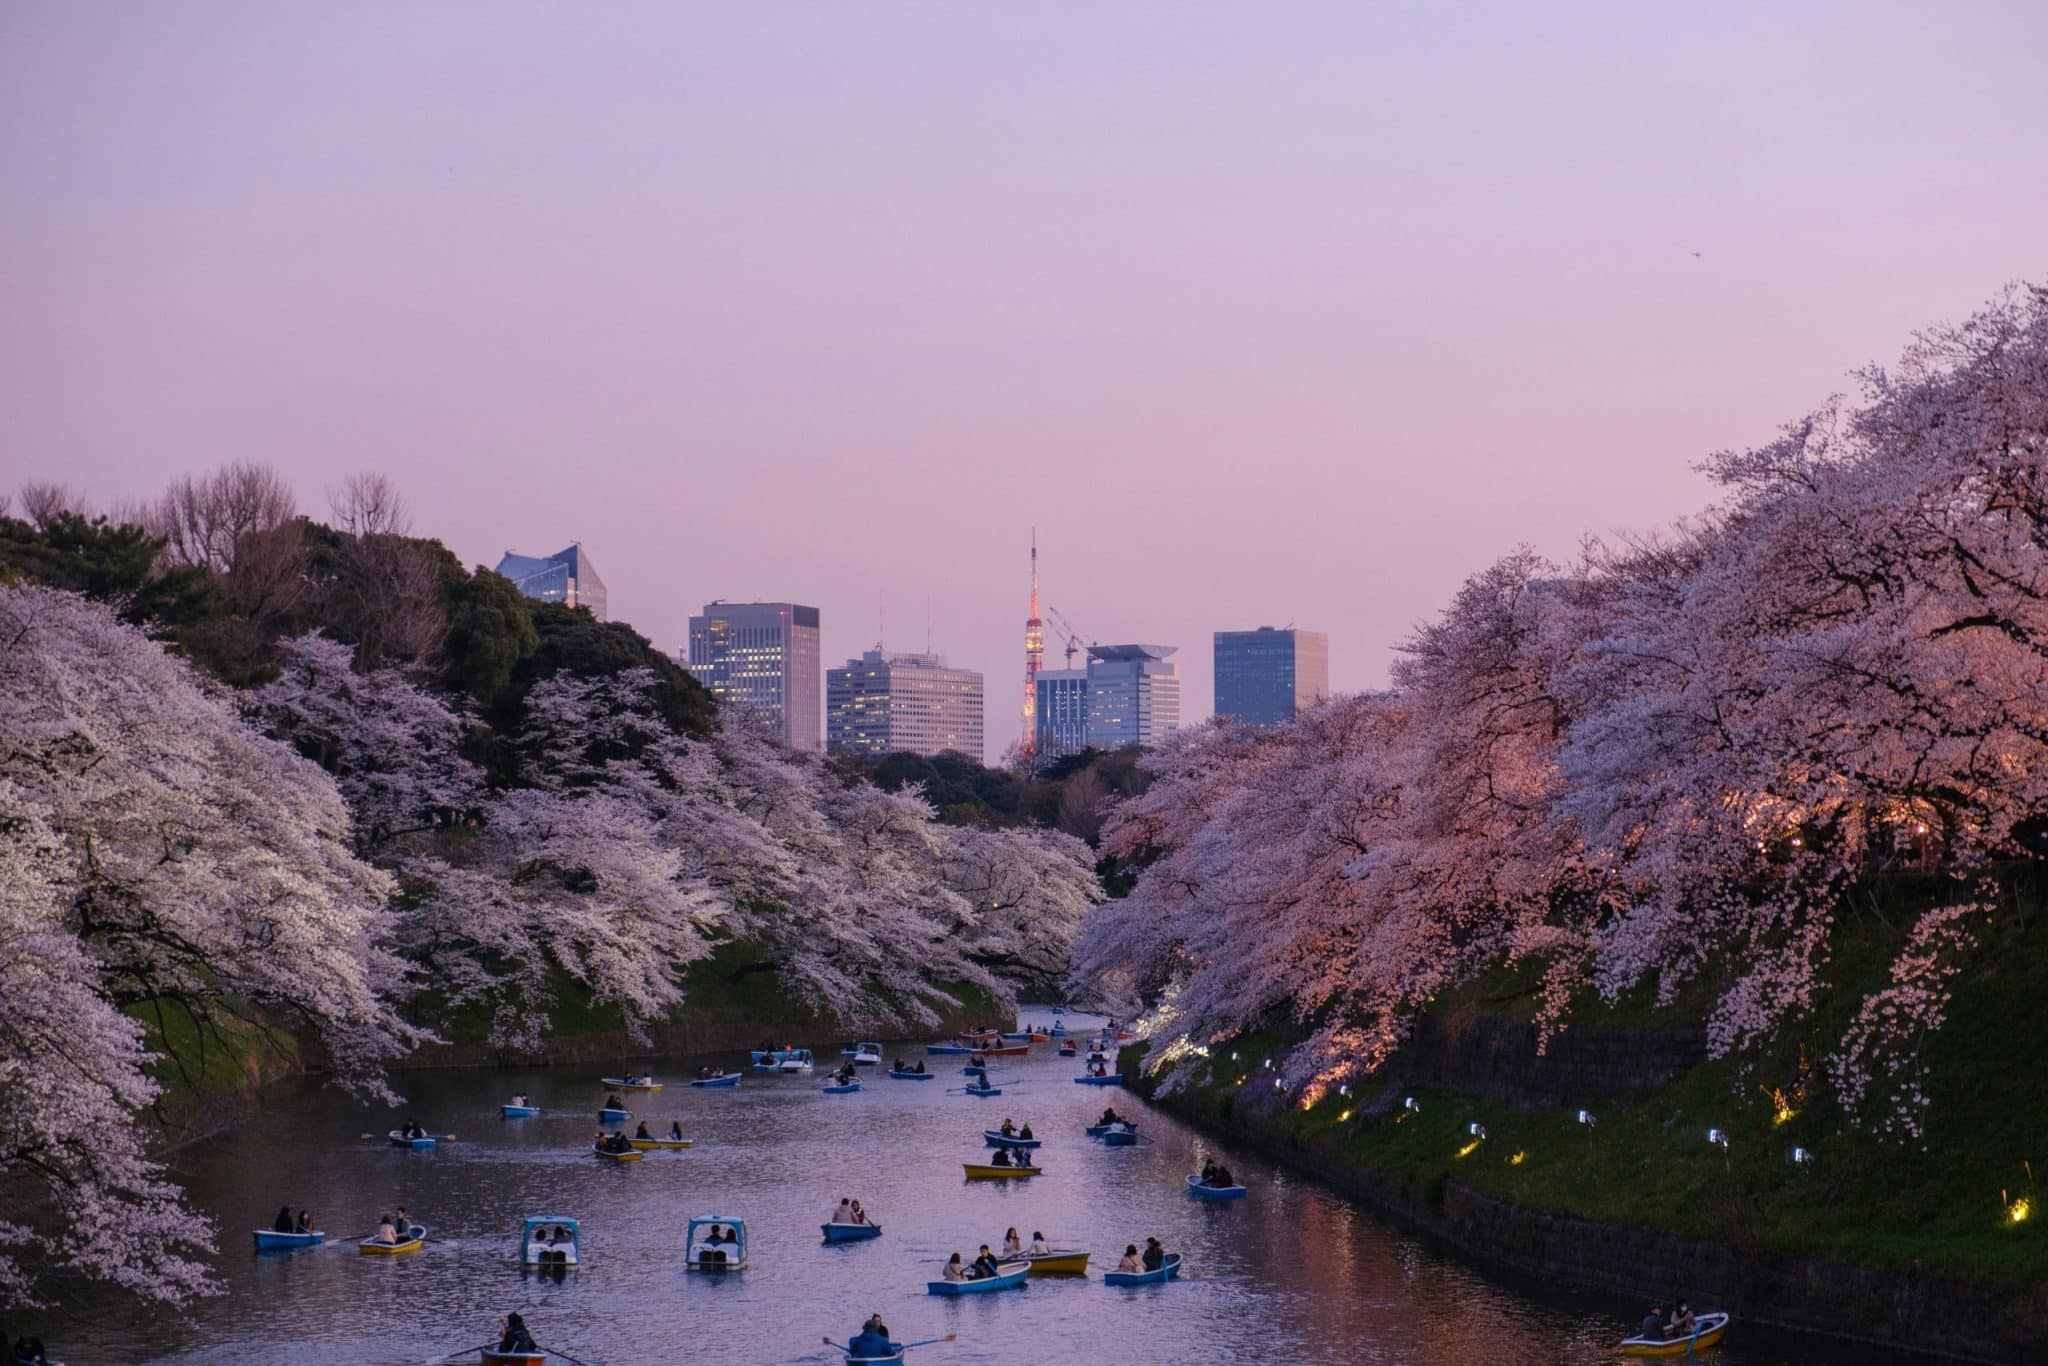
296 1209 314 1234
943 1252 966 1282
1142 1237 1164 1271
990 1147 1011 1167
272 1205 294 1233
1018 1123 1034 1140
1027 1231 1051 1255
832 1198 855 1224
849 1200 868 1225
1117 1244 1142 1273
635 1122 651 1139
669 1121 685 1141
1002 1228 1022 1257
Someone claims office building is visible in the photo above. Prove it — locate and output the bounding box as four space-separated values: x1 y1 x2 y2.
1214 627 1329 725
828 650 986 761
494 544 607 620
686 601 822 751
1033 667 1090 763
1084 643 1180 750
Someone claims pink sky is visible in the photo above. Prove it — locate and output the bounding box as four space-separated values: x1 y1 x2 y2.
4 3 2045 749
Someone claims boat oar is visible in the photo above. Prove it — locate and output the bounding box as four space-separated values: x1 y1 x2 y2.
421 1339 495 1364
897 1334 957 1349
541 1346 595 1366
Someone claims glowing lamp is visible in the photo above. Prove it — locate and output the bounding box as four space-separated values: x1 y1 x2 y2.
1468 1122 1487 1140
1791 1147 1814 1165
1707 1128 1728 1147
1403 1095 1420 1112
1576 1109 1595 1126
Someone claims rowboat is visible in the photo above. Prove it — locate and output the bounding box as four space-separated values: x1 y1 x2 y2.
1104 1252 1182 1286
519 1215 581 1268
822 1081 861 1094
1185 1174 1246 1200
251 1227 324 1250
889 1069 935 1080
388 1130 436 1149
925 1043 974 1056
601 1077 663 1091
1101 1128 1139 1146
982 1130 1042 1147
1049 1026 1067 1037
1115 1031 1135 1041
1057 1045 1077 1057
481 1351 545 1365
1027 1033 1051 1043
962 1163 1040 1179
961 1030 1000 1042
750 1047 795 1066
593 1143 644 1162
1085 1123 1116 1138
843 1041 884 1065
500 1104 540 1118
1049 1005 1066 1015
927 1260 1029 1294
961 1085 1003 1097
1020 1248 1089 1275
780 1048 816 1073
962 1064 988 1076
627 1136 693 1149
1073 1074 1123 1086
983 1044 1029 1056
999 1031 1033 1042
598 1106 630 1122
821 1220 884 1242
1621 1312 1730 1356
690 1073 740 1087
358 1224 426 1255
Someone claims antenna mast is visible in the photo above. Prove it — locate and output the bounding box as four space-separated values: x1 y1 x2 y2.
1021 530 1044 760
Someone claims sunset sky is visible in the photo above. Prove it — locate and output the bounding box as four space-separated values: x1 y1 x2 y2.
5 2 2045 749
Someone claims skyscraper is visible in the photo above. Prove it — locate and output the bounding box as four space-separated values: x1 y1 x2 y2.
1213 627 1329 726
828 649 986 761
1083 644 1181 751
494 543 607 620
686 602 822 751
1033 667 1090 763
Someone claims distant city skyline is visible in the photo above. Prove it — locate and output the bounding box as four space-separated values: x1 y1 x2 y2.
6 5 2045 747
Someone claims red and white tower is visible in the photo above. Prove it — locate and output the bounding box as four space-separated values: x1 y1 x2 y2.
1021 530 1044 760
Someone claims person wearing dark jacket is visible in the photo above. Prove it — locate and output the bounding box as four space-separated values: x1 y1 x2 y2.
970 1245 1001 1279
497 1312 537 1352
846 1323 897 1359
1639 1306 1666 1340
1142 1237 1164 1271
272 1205 294 1233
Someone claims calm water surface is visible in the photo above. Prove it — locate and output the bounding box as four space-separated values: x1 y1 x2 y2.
61 1012 1906 1364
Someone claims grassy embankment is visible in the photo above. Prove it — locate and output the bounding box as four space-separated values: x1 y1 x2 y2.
1139 871 2047 1291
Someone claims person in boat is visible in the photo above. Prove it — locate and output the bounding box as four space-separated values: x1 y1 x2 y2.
697 1066 710 1079
497 1312 538 1353
990 1146 1012 1167
846 1321 897 1359
272 1204 294 1233
512 1092 529 1107
1142 1237 1165 1272
635 1121 652 1139
969 1245 1001 1279
1670 1303 1697 1336
833 1197 855 1224
1090 1061 1109 1077
668 1120 685 1141
296 1209 314 1234
1018 1122 1034 1141
914 1060 926 1074
849 1199 869 1225
1207 1163 1235 1188
999 1117 1017 1137
391 1206 412 1236
1002 1227 1022 1257
373 1215 401 1245
1639 1305 1667 1341
1117 1243 1142 1273
942 1252 966 1282
1011 1146 1033 1168
604 1093 624 1110
1099 1106 1121 1127
12 1336 49 1366
892 1058 907 1072
1028 1230 1051 1255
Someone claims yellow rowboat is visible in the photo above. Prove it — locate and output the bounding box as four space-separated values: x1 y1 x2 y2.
627 1137 693 1150
593 1144 645 1162
962 1163 1041 1179
1020 1249 1089 1275
602 1078 664 1092
359 1226 425 1255
1621 1312 1730 1356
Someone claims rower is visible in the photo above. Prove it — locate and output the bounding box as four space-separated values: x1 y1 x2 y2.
604 1093 624 1110
1142 1236 1165 1271
497 1313 538 1354
846 1321 897 1359
272 1205 294 1233
970 1245 1000 1279
990 1147 1012 1167
999 1118 1017 1137
392 1207 411 1236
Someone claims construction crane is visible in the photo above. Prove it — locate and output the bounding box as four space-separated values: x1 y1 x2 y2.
1045 605 1092 668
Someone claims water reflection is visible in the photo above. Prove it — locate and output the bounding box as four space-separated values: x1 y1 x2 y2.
48 1013 1906 1364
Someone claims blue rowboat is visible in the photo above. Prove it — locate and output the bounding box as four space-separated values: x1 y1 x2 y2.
927 1260 1029 1295
962 1065 987 1077
983 1130 1041 1147
1101 1128 1139 1146
1085 1123 1114 1138
961 1086 1003 1097
1049 1025 1067 1037
821 1220 884 1243
925 1043 974 1056
501 1104 540 1118
1073 1074 1123 1086
888 1069 935 1081
1104 1252 1182 1286
1185 1174 1247 1200
1049 1005 1066 1015
252 1227 324 1250
822 1081 861 1094
387 1130 436 1149
690 1073 740 1087
598 1106 630 1122
999 1031 1033 1042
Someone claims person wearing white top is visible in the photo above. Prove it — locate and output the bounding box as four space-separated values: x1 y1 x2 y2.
1117 1244 1142 1273
831 1198 855 1224
1001 1228 1022 1257
1027 1232 1051 1255
942 1252 967 1282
